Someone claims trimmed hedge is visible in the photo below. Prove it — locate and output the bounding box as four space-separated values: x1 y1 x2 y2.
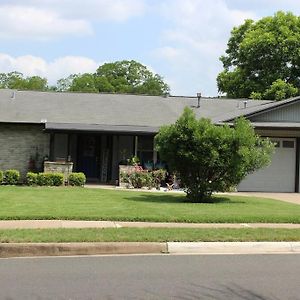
68 172 86 186
25 172 86 187
26 172 38 186
37 173 64 186
3 169 20 185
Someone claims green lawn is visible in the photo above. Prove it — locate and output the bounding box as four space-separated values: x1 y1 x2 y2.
0 228 300 242
0 186 299 223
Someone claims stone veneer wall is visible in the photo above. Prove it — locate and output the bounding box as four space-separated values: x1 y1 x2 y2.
44 161 73 181
0 124 50 178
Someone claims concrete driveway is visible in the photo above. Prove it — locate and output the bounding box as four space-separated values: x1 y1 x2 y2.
229 192 300 205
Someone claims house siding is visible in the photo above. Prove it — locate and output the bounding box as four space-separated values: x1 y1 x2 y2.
0 124 50 178
251 102 300 122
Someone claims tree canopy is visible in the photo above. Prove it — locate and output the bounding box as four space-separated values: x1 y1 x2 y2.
155 108 274 202
57 60 170 96
217 11 300 100
0 72 48 91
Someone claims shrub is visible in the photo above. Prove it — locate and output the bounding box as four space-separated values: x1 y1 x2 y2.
26 172 38 186
129 171 154 188
0 170 3 184
68 172 86 186
120 171 130 185
37 173 53 186
51 173 64 186
37 173 64 186
3 169 20 185
155 107 275 202
152 169 167 189
120 169 165 189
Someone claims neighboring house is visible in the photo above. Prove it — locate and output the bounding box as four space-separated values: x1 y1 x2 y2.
0 89 299 193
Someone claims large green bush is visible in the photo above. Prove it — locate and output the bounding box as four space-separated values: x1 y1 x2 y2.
68 172 86 186
3 170 20 185
155 107 274 202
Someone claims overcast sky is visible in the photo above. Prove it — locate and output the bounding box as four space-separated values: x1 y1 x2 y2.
1 0 300 96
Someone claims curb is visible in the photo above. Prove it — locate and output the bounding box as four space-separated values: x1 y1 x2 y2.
167 242 300 254
1 242 300 258
0 242 167 258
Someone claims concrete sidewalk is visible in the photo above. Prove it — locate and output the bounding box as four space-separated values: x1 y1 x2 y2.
0 220 299 229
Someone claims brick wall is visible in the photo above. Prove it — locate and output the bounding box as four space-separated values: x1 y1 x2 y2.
0 124 50 178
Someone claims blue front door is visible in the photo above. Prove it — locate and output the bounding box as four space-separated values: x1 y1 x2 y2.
77 135 99 180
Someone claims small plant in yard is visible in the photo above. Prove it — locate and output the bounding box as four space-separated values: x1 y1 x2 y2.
152 169 167 189
120 168 166 189
26 172 38 186
0 170 3 184
130 171 154 189
127 156 140 166
3 169 20 185
68 172 86 186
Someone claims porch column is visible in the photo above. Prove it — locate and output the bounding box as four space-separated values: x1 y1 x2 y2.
153 140 157 164
49 133 55 161
134 136 138 157
296 137 300 193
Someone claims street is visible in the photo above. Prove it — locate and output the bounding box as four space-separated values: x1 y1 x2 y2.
0 254 299 299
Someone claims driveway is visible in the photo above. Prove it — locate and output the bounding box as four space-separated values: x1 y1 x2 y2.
229 192 300 205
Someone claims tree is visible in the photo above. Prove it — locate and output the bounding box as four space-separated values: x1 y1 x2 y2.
57 60 170 95
95 60 169 95
69 73 98 93
155 108 274 202
0 72 48 91
217 11 300 100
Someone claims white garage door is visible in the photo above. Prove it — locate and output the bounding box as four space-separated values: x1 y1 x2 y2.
238 138 296 192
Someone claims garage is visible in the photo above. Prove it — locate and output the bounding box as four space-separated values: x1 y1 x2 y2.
238 138 296 192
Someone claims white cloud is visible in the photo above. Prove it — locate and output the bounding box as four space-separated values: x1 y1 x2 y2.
0 5 92 40
0 0 146 39
0 53 101 84
153 0 256 96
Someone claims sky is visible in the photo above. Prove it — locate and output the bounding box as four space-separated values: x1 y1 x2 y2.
1 0 300 96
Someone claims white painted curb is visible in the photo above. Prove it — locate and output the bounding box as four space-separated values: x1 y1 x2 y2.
167 242 300 254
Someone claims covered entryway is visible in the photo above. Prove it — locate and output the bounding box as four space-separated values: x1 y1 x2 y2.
238 138 296 192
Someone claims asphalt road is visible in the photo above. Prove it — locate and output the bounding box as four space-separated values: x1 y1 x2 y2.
0 254 299 300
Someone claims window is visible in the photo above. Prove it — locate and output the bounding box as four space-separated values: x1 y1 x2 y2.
282 140 295 148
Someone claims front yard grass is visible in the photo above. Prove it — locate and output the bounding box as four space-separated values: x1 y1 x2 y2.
0 228 300 242
0 186 299 223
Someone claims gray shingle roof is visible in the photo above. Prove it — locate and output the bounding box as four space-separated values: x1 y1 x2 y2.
221 96 300 122
0 89 273 132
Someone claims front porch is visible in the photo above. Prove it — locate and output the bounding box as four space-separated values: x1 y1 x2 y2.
47 131 158 183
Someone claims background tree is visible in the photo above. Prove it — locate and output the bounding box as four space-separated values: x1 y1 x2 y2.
155 108 274 202
57 60 169 95
0 72 48 91
69 73 98 93
217 11 300 100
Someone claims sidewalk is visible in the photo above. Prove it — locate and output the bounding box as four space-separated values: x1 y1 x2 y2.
1 220 299 258
0 220 299 229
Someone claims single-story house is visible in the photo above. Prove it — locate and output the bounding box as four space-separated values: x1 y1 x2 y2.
0 89 299 193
